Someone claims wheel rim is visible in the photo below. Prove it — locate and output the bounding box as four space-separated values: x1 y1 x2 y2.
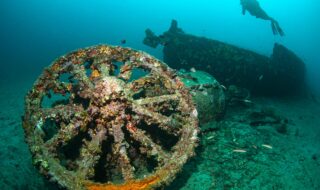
23 45 199 190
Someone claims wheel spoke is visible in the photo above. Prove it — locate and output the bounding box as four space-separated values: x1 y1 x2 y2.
76 126 107 178
46 81 72 95
93 58 113 78
42 104 84 120
118 61 133 80
44 119 82 148
69 64 94 90
126 73 158 94
134 94 179 105
111 122 135 181
131 103 181 135
42 106 89 148
127 127 169 164
113 143 135 181
131 103 170 124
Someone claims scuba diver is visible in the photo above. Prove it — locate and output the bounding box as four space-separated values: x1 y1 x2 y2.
240 0 285 36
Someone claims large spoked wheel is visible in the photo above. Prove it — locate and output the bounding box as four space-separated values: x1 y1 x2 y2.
23 45 199 190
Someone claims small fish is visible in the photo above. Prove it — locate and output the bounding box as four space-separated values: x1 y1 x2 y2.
191 109 198 117
190 67 196 72
121 39 126 44
233 149 247 153
202 91 208 96
220 85 227 90
35 118 44 131
161 41 169 46
207 136 214 140
242 99 252 103
261 144 273 149
258 75 264 80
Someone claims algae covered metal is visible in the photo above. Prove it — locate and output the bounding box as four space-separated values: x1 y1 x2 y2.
179 70 226 124
144 20 306 96
22 45 199 189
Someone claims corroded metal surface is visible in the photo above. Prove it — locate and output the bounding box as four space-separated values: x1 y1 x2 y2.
144 20 306 96
179 70 226 123
22 45 199 190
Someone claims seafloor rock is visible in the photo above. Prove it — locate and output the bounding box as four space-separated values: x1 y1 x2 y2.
226 85 252 107
247 106 289 134
143 20 306 96
179 70 226 124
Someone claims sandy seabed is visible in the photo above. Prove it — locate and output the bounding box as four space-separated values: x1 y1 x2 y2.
0 78 319 190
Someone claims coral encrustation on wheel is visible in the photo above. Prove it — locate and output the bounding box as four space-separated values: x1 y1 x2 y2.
22 45 199 190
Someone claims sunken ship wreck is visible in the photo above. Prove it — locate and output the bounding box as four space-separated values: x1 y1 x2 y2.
143 20 306 96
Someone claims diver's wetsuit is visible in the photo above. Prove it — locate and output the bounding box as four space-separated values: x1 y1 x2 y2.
240 0 284 36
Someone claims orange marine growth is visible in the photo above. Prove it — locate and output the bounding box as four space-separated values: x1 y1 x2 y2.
51 63 60 72
126 122 137 132
85 175 160 190
91 69 101 79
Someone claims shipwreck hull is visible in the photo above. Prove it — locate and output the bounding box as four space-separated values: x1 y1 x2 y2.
144 20 306 96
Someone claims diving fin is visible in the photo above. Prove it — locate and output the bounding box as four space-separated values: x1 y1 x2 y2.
275 21 285 36
271 19 285 36
271 21 278 35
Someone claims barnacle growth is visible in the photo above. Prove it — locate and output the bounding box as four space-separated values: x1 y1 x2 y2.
22 45 199 189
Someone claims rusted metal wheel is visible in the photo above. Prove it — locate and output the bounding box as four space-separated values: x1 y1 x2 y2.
22 45 199 190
